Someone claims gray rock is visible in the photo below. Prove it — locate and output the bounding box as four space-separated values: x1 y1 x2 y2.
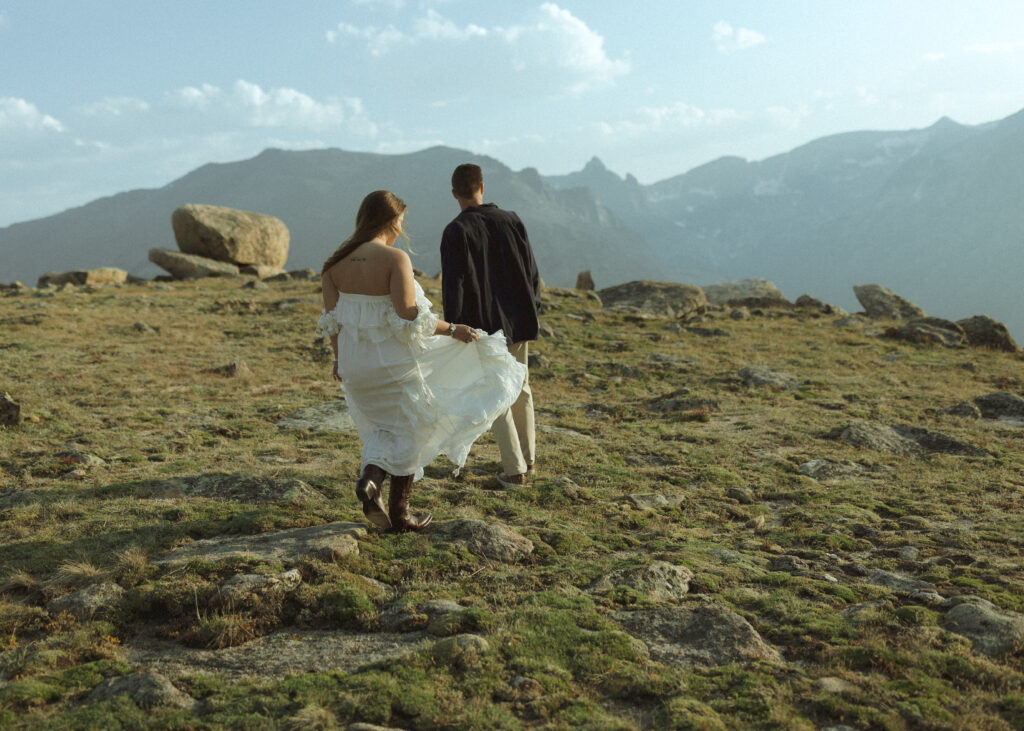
149 247 241 279
794 294 846 315
648 396 719 414
156 522 365 564
624 494 684 510
738 365 802 391
241 279 269 290
431 634 490 665
727 486 754 504
909 590 945 606
817 676 858 694
840 421 988 457
615 599 782 667
1 392 21 426
48 582 124 620
88 672 197 710
883 318 967 348
842 599 892 619
212 359 254 378
575 270 595 290
589 561 694 601
853 284 926 320
37 268 128 288
769 555 810 573
799 459 889 482
959 392 1024 423
729 307 751 320
866 569 936 594
703 278 786 306
940 401 983 419
427 520 533 563
956 315 1019 352
943 596 1024 659
598 280 707 319
219 569 303 602
172 204 289 268
143 474 327 505
287 268 318 281
276 400 357 434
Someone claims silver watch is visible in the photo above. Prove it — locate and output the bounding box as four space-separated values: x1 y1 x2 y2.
448 323 457 336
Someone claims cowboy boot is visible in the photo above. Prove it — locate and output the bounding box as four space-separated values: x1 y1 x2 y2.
355 464 391 531
387 474 432 533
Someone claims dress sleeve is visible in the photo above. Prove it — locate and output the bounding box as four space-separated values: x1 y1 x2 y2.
316 310 342 338
386 288 439 344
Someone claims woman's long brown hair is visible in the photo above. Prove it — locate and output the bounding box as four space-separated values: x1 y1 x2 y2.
322 190 408 273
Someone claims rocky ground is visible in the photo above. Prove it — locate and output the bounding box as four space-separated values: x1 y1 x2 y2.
1 274 1022 729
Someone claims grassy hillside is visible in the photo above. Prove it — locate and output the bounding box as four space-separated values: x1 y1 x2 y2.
1 276 1023 729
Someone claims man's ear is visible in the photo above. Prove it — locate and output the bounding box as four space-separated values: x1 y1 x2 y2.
452 189 459 201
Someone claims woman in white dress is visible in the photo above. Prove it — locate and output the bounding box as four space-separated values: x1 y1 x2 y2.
318 191 527 532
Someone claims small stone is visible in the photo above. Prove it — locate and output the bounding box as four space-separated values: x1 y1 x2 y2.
745 515 766 531
242 279 270 290
1 392 21 426
909 590 945 606
431 634 490 665
47 582 124 620
738 365 802 391
220 569 302 602
726 486 754 504
898 546 920 562
624 494 683 510
132 322 158 334
769 555 809 573
817 676 858 694
88 672 197 710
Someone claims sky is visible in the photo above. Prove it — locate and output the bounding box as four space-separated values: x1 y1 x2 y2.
2 0 1024 227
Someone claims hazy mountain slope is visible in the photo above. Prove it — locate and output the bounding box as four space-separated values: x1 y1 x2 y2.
0 146 658 289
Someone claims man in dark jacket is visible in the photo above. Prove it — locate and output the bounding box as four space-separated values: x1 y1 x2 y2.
441 163 541 486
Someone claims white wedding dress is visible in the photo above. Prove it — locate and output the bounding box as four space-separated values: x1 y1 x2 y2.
317 281 527 481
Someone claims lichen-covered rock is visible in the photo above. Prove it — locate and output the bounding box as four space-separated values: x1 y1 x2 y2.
853 284 926 320
956 315 1019 352
943 596 1024 659
738 365 802 391
431 634 490 665
149 247 241 279
172 204 289 268
47 582 124 620
840 421 989 458
219 569 303 602
589 561 693 601
275 400 357 434
88 672 198 710
576 270 595 290
883 318 967 348
703 278 786 306
615 598 782 667
37 268 128 288
598 280 707 319
428 520 533 564
156 522 365 564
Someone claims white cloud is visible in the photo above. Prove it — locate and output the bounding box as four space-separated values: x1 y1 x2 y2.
765 104 810 130
856 86 878 107
965 41 1021 55
166 80 373 133
713 20 767 52
598 102 742 138
327 3 628 96
0 97 65 133
350 0 405 10
79 96 150 117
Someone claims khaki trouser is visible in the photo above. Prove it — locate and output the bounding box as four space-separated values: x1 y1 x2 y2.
492 340 535 476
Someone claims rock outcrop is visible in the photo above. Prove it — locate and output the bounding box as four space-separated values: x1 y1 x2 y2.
598 280 707 319
575 270 595 290
956 315 1019 352
883 317 967 348
172 204 289 269
37 268 128 288
853 284 926 320
703 278 786 306
149 248 241 279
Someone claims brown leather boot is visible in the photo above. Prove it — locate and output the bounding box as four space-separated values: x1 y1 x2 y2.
387 474 432 533
355 464 391 531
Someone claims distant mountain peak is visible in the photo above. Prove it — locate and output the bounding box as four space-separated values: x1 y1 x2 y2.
583 156 607 173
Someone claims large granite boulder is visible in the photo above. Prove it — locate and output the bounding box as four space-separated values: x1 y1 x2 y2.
172 204 289 268
149 248 241 279
853 284 926 320
37 268 128 288
956 315 1019 352
703 278 786 306
598 280 707 319
942 596 1024 659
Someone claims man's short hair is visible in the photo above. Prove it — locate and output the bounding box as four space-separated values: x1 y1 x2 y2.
452 163 483 199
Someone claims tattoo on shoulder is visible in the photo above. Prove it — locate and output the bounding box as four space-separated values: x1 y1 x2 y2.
350 257 367 262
